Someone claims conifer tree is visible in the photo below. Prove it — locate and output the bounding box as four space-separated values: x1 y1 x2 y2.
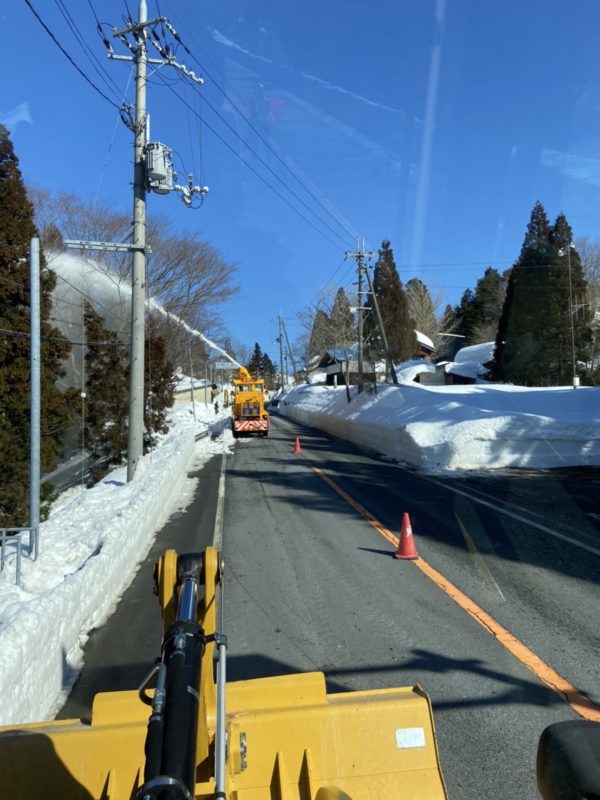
79 302 128 468
364 240 416 364
0 125 70 525
452 268 507 344
406 278 437 339
330 288 355 349
144 324 175 446
546 214 592 384
491 202 592 385
308 309 331 359
246 343 263 376
492 202 553 384
259 352 277 389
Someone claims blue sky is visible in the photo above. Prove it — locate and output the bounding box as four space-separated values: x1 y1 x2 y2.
3 0 600 360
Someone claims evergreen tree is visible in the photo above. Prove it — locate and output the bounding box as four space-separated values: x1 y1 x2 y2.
547 214 592 384
308 309 331 359
452 268 507 344
406 278 437 339
330 287 355 349
491 202 592 385
259 352 277 389
364 240 416 364
78 302 128 468
144 325 175 446
492 202 553 384
246 342 263 376
0 125 70 525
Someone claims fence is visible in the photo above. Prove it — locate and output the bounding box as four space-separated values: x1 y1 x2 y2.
0 527 38 586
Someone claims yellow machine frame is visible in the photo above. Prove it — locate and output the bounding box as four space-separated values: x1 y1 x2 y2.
0 548 447 799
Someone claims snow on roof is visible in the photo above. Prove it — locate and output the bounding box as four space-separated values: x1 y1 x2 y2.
415 330 435 350
454 342 495 364
395 358 436 383
445 341 495 380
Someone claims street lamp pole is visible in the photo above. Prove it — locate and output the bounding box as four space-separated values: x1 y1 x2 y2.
567 243 579 389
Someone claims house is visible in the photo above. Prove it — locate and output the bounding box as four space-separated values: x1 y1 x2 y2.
308 345 377 386
443 342 495 384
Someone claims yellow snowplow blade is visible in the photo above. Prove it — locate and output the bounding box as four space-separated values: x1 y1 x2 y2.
0 547 447 799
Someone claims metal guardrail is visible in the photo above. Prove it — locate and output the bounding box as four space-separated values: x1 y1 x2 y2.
0 527 37 586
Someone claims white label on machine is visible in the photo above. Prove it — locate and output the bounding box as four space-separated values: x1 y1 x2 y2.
395 727 426 749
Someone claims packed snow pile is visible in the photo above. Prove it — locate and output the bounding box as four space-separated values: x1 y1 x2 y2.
444 341 495 382
278 381 600 471
0 403 234 725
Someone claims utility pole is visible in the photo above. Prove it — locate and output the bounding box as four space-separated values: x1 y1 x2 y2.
363 264 398 385
126 0 148 482
345 237 373 393
281 318 298 384
104 0 208 480
277 316 285 389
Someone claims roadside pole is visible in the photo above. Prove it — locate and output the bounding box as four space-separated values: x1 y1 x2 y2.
29 238 40 558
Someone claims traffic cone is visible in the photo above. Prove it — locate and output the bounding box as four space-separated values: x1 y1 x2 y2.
394 513 418 559
293 436 302 454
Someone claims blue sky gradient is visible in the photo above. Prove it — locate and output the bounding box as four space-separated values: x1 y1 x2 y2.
3 0 600 357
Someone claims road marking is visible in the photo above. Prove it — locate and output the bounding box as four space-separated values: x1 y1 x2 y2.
312 465 600 722
420 474 600 558
212 453 227 552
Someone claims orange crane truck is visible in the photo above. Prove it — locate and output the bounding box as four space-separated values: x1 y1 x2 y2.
231 367 270 438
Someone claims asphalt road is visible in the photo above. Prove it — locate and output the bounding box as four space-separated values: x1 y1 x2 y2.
55 412 600 798
221 414 600 800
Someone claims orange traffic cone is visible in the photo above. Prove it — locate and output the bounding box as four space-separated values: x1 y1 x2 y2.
394 513 418 559
293 436 302 454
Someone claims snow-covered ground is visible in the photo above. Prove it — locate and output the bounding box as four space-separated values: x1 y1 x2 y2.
1 377 600 726
0 403 234 725
278 380 600 471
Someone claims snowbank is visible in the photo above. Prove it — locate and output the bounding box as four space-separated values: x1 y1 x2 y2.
0 405 233 725
278 382 600 471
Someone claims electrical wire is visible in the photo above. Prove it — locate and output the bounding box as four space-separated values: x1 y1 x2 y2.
165 12 359 246
22 0 121 110
168 71 353 250
154 74 350 252
53 0 123 102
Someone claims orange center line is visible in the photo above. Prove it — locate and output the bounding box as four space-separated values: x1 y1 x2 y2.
311 465 600 722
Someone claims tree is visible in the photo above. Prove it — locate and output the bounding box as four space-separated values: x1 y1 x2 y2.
144 320 176 446
77 302 128 469
491 202 593 385
406 278 438 339
259 352 277 389
547 214 592 384
28 189 240 369
308 308 332 360
247 343 264 376
492 202 553 384
330 288 355 349
452 268 507 345
575 237 600 376
364 240 416 366
0 125 70 525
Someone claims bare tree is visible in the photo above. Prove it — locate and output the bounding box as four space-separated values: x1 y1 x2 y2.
575 237 600 373
29 187 239 370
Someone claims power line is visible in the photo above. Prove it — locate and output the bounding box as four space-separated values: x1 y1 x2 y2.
22 0 121 110
155 75 348 251
166 22 358 245
165 71 353 250
53 0 123 102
